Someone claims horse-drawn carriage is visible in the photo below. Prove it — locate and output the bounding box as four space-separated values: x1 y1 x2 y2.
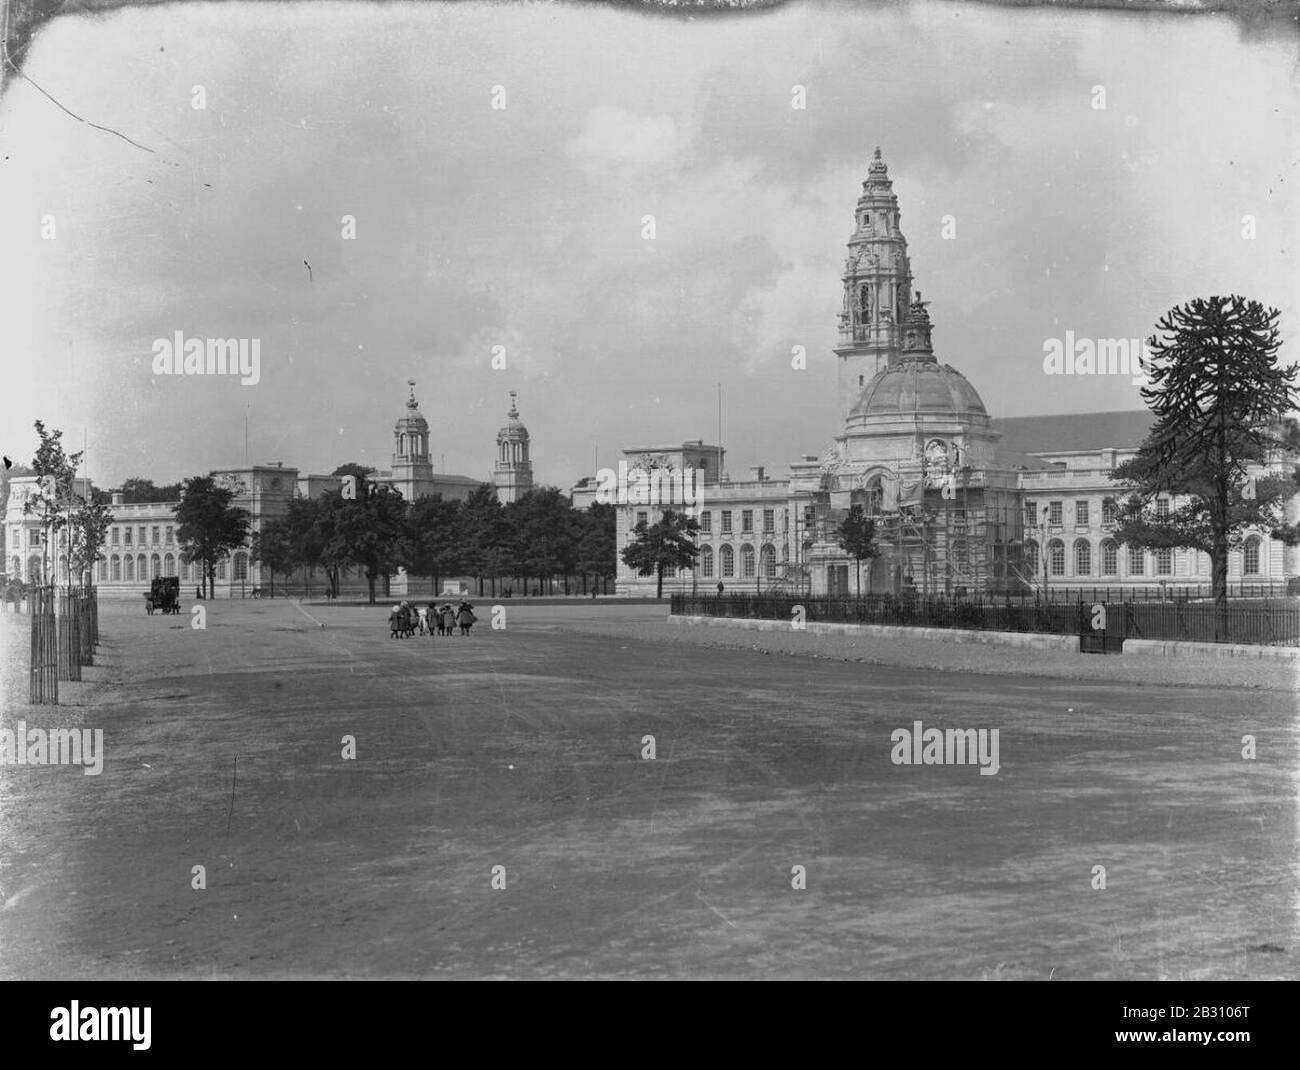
146 576 182 615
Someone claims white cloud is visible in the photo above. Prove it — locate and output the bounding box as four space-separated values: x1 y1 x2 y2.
567 106 693 170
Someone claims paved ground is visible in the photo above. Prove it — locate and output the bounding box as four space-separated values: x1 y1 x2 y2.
0 599 1295 979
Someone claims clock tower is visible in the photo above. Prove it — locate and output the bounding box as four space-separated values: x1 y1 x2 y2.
834 148 916 420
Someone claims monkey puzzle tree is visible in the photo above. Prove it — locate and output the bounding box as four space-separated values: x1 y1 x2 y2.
1109 295 1299 639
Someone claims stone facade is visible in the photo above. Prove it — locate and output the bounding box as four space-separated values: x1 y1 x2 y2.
583 151 1297 598
3 385 534 597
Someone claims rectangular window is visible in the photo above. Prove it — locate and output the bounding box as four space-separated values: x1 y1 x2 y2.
1129 546 1145 575
124 527 132 546
1024 501 1036 528
741 510 753 533
165 526 174 545
762 509 775 534
700 511 711 534
1048 501 1062 526
635 511 648 529
1075 501 1089 526
111 527 120 546
1102 498 1117 526
721 511 733 534
152 526 160 545
1156 547 1172 575
138 526 146 546
1156 498 1170 518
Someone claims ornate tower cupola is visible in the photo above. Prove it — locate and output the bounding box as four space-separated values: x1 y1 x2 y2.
834 147 916 419
391 379 434 500
394 379 431 463
493 392 534 504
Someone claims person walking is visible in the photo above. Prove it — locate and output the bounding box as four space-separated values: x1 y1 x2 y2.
456 600 476 636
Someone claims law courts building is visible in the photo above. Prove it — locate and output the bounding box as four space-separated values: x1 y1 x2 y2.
577 150 1298 598
3 388 534 596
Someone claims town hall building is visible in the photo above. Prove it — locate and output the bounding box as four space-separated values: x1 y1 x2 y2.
579 150 1297 598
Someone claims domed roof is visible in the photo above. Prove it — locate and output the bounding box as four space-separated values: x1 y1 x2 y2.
850 358 988 420
396 380 429 431
497 392 529 441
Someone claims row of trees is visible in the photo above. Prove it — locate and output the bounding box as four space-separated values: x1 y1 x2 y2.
251 477 617 602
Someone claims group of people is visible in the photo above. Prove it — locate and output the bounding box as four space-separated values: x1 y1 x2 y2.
389 599 477 639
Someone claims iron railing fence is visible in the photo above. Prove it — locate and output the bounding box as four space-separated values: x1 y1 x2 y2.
671 593 1300 647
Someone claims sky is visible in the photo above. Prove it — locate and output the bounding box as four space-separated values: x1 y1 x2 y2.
1 0 1296 491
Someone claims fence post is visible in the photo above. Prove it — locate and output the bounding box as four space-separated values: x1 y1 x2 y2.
29 585 58 704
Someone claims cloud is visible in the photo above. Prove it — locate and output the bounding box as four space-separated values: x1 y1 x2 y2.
567 106 694 170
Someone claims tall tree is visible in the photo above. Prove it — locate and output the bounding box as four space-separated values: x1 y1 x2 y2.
68 496 115 586
836 505 880 596
460 483 504 596
175 476 252 599
1110 295 1299 638
506 488 577 595
576 502 617 594
25 420 84 584
621 509 701 599
326 478 408 604
405 495 464 596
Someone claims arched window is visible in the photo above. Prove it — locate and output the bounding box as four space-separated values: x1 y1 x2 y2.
124 555 135 581
1048 539 1065 577
1074 539 1091 577
234 552 249 581
111 555 121 581
700 545 714 578
1128 545 1145 575
1243 537 1261 575
1101 539 1118 576
741 545 755 578
720 544 734 578
164 552 176 576
150 553 162 579
761 544 776 578
1024 540 1039 577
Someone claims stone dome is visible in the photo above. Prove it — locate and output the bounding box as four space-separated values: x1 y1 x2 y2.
396 381 429 433
497 392 529 442
850 358 988 420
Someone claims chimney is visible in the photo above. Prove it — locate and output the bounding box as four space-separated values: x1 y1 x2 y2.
751 466 766 482
111 492 124 506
